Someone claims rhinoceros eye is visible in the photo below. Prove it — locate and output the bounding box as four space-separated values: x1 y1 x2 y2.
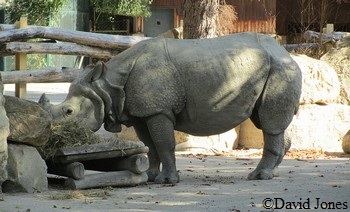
66 108 73 115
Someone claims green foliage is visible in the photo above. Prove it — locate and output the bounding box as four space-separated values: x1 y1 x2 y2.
91 0 152 17
1 0 67 25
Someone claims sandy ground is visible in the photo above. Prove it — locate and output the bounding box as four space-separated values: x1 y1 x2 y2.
1 84 350 211
1 152 349 212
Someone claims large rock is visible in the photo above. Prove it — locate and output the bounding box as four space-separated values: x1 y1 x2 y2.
237 104 350 152
291 54 341 104
2 143 48 193
320 35 350 104
4 95 52 147
287 104 350 151
238 119 263 149
117 126 239 155
175 128 239 155
342 130 350 154
0 82 9 191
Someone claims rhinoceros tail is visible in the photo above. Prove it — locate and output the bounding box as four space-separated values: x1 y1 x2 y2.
294 102 300 115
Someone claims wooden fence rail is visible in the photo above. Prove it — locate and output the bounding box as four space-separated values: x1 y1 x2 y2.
0 23 150 88
0 42 117 59
1 67 80 84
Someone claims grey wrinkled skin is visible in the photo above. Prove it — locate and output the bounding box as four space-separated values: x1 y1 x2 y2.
41 32 302 184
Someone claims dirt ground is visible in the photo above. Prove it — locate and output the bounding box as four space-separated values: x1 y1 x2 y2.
1 149 349 212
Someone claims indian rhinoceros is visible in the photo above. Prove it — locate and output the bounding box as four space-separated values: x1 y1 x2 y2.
41 32 302 184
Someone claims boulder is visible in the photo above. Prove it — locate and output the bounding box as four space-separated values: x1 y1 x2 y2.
158 26 183 39
2 143 48 193
320 35 350 104
238 119 263 149
116 125 239 155
237 104 350 152
175 128 239 155
0 82 9 191
291 54 341 104
287 104 350 151
4 95 52 147
342 130 350 154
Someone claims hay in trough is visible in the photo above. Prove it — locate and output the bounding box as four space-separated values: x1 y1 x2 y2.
38 121 104 160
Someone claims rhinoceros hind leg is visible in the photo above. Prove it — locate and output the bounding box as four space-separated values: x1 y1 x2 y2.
248 131 285 180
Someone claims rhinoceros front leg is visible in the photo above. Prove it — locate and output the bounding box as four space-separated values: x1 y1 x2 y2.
248 131 285 180
145 114 179 184
133 122 161 182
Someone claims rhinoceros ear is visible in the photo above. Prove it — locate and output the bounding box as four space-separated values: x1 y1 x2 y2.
84 61 105 82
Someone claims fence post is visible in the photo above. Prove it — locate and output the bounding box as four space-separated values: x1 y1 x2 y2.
15 16 28 98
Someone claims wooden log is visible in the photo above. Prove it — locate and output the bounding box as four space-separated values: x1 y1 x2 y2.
47 162 85 180
0 67 81 84
0 42 118 59
0 24 17 31
54 146 149 164
53 141 149 164
83 154 149 174
0 26 151 50
115 154 149 174
64 170 148 190
55 140 147 156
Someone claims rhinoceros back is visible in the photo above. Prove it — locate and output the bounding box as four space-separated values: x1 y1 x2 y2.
168 33 272 134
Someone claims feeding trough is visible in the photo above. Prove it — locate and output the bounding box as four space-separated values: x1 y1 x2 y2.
38 121 149 190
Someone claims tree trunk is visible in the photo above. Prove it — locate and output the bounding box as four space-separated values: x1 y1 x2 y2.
183 0 219 39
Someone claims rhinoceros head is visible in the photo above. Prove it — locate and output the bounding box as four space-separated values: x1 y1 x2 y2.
40 61 126 132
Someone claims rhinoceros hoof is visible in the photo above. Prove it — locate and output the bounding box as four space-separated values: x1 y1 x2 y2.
154 172 180 184
272 167 280 177
247 168 274 180
146 170 160 182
